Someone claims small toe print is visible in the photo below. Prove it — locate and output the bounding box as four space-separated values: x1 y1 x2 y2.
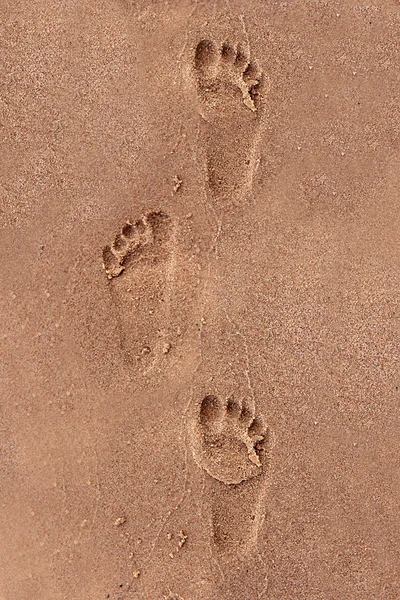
103 245 124 278
200 395 224 426
121 222 135 239
250 75 263 95
134 218 146 235
195 39 218 69
226 397 242 418
243 60 261 85
234 44 250 72
113 233 129 253
103 245 118 267
221 42 236 63
248 415 265 437
240 399 255 427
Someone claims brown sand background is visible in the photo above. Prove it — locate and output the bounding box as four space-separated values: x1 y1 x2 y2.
1 1 399 599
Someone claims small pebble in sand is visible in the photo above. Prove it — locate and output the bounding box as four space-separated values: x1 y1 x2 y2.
114 517 126 526
133 570 141 579
173 175 182 192
178 530 187 549
163 343 172 354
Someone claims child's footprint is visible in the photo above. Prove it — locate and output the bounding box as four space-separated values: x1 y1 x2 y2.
102 212 174 366
194 39 265 203
189 394 269 557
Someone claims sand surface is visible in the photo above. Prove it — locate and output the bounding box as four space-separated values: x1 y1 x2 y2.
1 1 399 599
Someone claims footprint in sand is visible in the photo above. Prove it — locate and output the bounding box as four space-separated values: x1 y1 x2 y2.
194 39 265 202
102 211 175 365
190 394 269 557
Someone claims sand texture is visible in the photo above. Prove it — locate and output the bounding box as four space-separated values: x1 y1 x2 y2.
1 1 399 599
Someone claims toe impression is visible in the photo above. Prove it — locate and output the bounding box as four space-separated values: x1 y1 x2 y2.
200 395 224 428
195 39 218 71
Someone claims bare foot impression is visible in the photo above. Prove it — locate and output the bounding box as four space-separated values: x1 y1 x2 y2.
190 394 269 560
102 211 175 366
194 39 265 202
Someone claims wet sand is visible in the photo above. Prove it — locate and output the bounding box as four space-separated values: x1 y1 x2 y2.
1 1 399 599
